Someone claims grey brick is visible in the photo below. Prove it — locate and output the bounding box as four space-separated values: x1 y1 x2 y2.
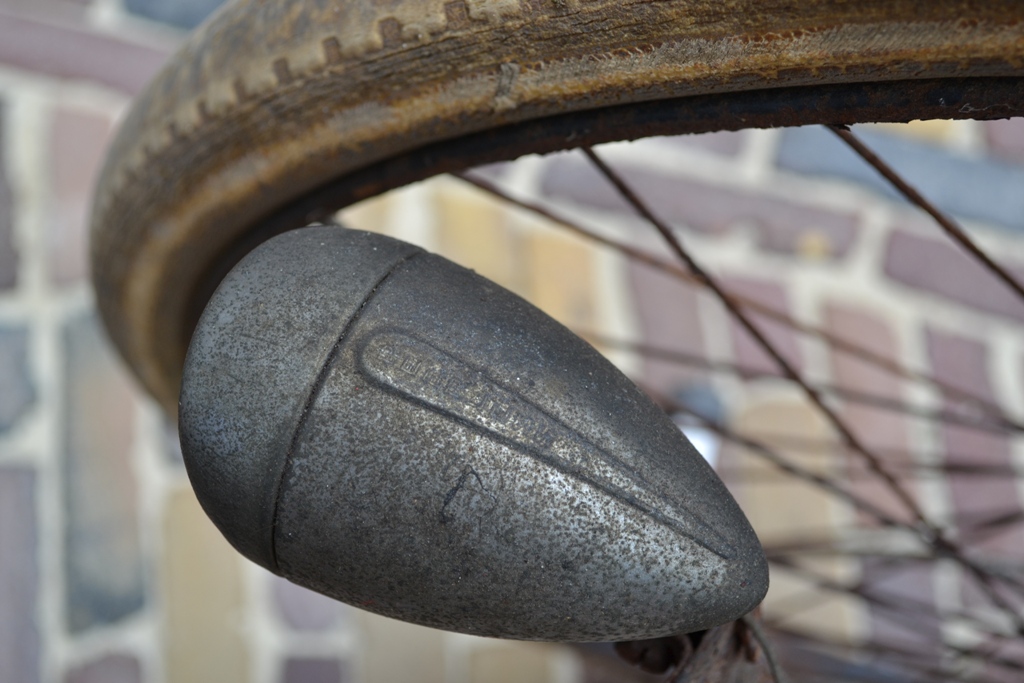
63 313 144 632
667 130 746 156
0 467 40 683
164 418 185 467
282 658 346 683
125 0 227 30
66 655 141 683
272 575 346 632
0 102 17 290
777 126 1024 234
0 326 35 431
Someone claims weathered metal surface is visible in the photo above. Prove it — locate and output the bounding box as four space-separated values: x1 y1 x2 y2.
89 0 1024 413
179 226 768 641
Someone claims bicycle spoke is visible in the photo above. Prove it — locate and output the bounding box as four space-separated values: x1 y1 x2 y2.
595 332 1019 436
775 627 1022 683
581 145 928 522
453 139 1024 680
740 615 791 683
829 125 1024 304
454 170 1024 432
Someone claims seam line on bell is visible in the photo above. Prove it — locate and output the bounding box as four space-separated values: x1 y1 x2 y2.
265 248 425 573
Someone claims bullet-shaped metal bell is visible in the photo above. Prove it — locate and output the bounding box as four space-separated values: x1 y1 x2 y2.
179 225 768 641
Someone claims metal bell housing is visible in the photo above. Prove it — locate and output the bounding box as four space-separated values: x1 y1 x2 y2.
179 225 768 641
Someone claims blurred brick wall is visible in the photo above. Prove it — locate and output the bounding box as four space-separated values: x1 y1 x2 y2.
2 1 1024 682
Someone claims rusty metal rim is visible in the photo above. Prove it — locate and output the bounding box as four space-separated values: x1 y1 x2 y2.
184 75 1024 350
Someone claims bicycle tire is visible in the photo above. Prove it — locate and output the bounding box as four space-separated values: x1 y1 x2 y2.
89 0 1024 413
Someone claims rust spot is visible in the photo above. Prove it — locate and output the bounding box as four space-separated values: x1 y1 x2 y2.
379 17 403 49
322 37 343 66
273 58 294 86
959 18 980 29
444 1 471 29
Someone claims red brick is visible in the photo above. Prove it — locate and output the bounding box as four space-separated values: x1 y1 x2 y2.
983 118 1024 164
858 558 940 652
66 655 141 683
824 304 939 650
0 101 17 291
626 260 706 397
271 576 346 632
883 229 1024 323
824 303 916 524
0 10 170 94
540 157 859 259
0 467 40 683
49 107 114 285
926 330 1024 558
719 276 802 377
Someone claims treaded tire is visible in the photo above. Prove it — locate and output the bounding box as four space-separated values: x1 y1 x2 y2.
89 0 1024 411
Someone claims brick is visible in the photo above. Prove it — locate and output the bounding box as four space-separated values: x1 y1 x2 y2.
338 194 393 236
926 330 1024 557
824 304 915 524
823 304 938 649
868 120 963 146
777 126 1024 233
857 558 940 652
983 118 1024 163
718 399 862 643
164 487 248 683
49 107 114 285
982 640 1024 683
540 156 859 259
358 612 445 683
435 184 528 298
65 655 141 683
0 101 16 290
0 10 170 94
883 229 1024 324
720 276 802 377
63 313 144 632
125 0 227 30
282 658 346 683
0 326 35 432
626 260 706 397
468 643 565 683
466 162 513 182
666 130 746 156
0 468 40 683
164 418 185 467
524 230 598 332
271 575 346 631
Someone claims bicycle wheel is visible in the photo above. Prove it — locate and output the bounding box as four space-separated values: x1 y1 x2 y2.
89 0 1024 680
90 0 1024 414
